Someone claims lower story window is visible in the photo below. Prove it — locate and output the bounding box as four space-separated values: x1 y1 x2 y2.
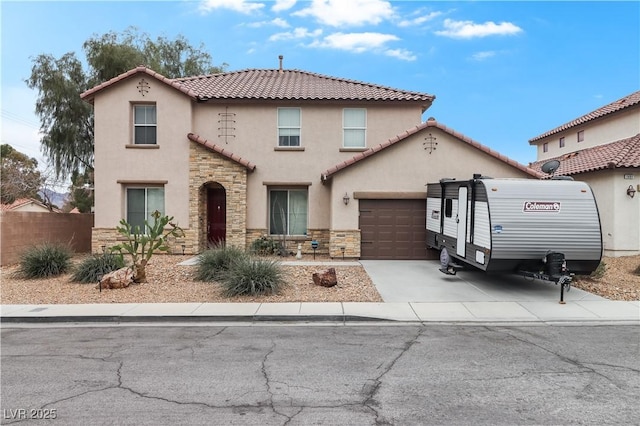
126 187 165 233
269 189 308 235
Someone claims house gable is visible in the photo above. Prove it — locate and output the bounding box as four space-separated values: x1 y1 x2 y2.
322 118 541 181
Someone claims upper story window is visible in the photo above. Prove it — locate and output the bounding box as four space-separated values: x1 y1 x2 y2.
343 108 366 148
278 108 301 147
133 105 157 144
126 187 164 233
543 142 549 153
559 137 565 148
577 130 584 143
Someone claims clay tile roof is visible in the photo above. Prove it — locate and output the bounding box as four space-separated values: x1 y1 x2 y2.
0 198 55 212
187 133 256 171
529 91 640 143
80 66 199 102
529 134 640 176
321 119 541 181
174 69 435 106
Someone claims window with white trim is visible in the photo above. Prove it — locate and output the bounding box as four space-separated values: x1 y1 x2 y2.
577 130 584 143
126 187 164 233
277 108 301 147
559 137 565 148
269 189 308 235
133 105 157 144
343 108 366 148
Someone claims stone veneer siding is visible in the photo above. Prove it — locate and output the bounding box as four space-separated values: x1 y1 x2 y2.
189 143 249 253
92 228 187 255
329 230 361 258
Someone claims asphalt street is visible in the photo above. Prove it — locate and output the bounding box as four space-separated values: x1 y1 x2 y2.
2 324 639 425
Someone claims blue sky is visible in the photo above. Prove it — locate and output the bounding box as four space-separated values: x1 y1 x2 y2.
1 0 639 171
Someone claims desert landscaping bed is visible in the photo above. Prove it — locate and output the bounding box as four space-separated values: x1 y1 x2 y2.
0 254 638 305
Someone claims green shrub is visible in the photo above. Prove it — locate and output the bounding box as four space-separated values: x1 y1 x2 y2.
195 245 248 282
250 235 282 256
18 243 72 278
221 257 284 296
71 253 125 283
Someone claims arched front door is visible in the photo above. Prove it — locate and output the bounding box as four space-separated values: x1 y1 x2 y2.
207 185 226 246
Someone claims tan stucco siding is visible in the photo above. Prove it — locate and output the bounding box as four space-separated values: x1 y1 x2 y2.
579 169 640 256
533 107 640 161
329 128 533 229
93 77 192 228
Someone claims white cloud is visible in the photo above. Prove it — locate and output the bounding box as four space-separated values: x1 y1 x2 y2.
471 51 497 61
294 0 394 27
384 48 416 61
398 11 442 27
272 0 296 12
308 32 399 53
247 17 290 28
198 0 264 14
270 27 323 42
435 19 523 39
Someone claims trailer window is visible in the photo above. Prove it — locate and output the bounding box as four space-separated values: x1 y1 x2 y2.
444 199 453 218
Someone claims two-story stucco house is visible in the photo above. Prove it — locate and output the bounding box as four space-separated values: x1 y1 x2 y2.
529 91 640 256
81 61 537 260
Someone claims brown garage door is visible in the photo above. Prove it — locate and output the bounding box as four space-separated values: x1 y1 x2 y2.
359 199 430 260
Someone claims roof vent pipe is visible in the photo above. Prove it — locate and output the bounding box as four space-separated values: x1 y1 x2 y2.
278 55 283 73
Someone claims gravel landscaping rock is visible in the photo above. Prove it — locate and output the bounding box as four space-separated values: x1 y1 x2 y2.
1 254 637 305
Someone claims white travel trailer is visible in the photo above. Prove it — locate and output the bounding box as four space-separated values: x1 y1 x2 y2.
426 174 602 300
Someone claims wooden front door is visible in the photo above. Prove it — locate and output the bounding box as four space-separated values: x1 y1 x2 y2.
207 187 226 246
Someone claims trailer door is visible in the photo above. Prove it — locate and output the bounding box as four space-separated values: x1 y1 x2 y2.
457 186 468 257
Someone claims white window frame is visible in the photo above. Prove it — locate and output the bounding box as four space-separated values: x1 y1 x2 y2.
277 108 301 147
269 188 308 236
125 187 165 234
133 104 157 145
343 108 367 148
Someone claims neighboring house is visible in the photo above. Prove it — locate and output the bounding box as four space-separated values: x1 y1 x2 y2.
529 91 640 257
81 63 537 260
0 198 58 213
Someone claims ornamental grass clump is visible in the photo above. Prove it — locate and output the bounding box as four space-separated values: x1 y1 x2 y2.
195 245 248 282
71 253 125 283
18 243 72 278
222 257 284 297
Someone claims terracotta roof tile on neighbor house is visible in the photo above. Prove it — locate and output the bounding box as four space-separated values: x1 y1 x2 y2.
187 133 256 171
0 198 54 212
529 90 640 142
80 66 199 102
175 69 435 107
529 133 640 176
321 118 541 181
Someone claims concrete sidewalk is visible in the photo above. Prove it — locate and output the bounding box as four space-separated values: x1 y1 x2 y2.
2 300 638 325
1 259 638 325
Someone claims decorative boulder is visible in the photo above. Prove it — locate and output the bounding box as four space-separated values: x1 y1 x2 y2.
312 268 338 287
98 267 134 289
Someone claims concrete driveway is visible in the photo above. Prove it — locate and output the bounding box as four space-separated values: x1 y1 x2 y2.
360 260 605 303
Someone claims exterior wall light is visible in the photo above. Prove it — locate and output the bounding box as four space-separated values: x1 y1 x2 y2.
343 192 350 205
627 185 636 198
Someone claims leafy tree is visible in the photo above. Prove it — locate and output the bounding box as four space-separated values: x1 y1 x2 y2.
0 144 42 204
63 170 94 213
27 27 226 181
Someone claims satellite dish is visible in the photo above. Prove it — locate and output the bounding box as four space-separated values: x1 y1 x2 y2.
541 159 561 176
